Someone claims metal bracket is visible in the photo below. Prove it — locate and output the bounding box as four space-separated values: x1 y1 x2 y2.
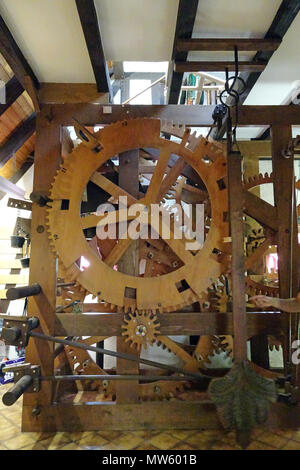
0 316 39 347
3 363 41 393
7 198 32 211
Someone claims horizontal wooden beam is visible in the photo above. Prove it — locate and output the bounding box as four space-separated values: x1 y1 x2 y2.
0 76 24 117
175 61 267 73
0 15 39 89
176 38 282 52
22 401 300 432
54 312 283 337
39 83 108 104
244 191 278 231
22 401 219 432
0 113 36 168
40 104 300 127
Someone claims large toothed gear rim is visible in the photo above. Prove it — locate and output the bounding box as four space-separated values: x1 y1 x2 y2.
47 118 228 312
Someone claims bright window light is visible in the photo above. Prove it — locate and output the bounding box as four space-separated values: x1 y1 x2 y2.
129 80 152 104
123 61 168 73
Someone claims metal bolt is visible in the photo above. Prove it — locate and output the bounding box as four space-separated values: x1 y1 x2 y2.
37 225 44 233
22 324 26 327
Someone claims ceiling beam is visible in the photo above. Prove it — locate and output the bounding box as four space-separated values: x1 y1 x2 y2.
176 38 282 52
168 0 199 104
75 0 112 98
212 0 300 140
175 61 267 73
0 15 39 90
0 76 24 117
0 113 36 168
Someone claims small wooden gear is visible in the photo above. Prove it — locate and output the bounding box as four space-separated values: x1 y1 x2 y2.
121 310 160 350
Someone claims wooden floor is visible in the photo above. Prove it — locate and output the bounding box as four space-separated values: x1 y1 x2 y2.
0 384 300 450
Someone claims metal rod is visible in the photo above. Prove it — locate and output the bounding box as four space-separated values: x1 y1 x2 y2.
29 331 207 381
6 283 41 300
41 375 198 382
122 75 166 105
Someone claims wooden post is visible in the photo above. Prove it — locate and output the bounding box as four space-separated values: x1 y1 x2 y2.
22 116 61 427
271 125 298 377
116 149 140 403
227 151 247 362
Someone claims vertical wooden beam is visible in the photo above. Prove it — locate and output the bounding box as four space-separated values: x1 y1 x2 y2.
22 116 61 424
227 151 247 362
271 125 298 375
116 149 140 403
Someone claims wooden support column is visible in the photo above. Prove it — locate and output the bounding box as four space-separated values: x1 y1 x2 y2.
22 115 61 427
271 125 298 376
116 149 140 403
227 151 247 362
243 146 270 368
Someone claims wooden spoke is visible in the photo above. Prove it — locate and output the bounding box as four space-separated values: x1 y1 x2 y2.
104 238 134 267
157 157 186 202
81 209 135 230
90 172 137 205
144 147 171 204
150 214 194 265
158 336 200 372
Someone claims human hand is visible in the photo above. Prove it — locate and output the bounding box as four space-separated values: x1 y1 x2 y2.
249 295 273 308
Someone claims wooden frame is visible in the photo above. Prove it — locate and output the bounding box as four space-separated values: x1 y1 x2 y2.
22 103 299 432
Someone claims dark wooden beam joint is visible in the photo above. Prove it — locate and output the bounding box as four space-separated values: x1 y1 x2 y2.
0 113 36 168
0 76 24 117
75 0 111 97
0 15 39 90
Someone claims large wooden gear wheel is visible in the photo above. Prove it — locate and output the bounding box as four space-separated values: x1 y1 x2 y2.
47 118 228 312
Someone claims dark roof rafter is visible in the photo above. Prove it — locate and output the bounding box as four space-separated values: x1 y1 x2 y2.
0 113 36 168
176 38 282 52
75 0 112 98
168 0 199 104
212 0 300 140
0 15 39 90
0 76 24 117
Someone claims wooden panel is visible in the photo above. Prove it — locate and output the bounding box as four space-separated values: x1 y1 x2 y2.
175 61 267 73
22 400 300 432
54 312 283 338
23 117 61 413
39 83 108 104
176 38 282 52
22 400 219 432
